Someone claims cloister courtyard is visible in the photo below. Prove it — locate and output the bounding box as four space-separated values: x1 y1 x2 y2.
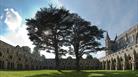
0 0 138 77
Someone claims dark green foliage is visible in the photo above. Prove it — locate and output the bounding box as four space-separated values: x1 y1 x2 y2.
26 5 71 70
26 5 105 71
63 13 105 71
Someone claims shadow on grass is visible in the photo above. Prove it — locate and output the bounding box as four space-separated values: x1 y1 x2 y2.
25 71 89 77
25 70 138 77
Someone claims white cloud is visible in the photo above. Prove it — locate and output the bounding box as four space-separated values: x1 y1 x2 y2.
0 36 15 45
0 8 55 58
4 8 22 31
0 8 34 51
0 24 35 51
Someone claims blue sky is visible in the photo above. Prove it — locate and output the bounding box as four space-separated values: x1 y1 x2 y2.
60 0 138 40
0 0 138 58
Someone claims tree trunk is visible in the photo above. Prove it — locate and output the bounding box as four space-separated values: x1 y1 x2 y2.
53 27 60 70
75 43 80 71
55 47 59 70
76 53 80 71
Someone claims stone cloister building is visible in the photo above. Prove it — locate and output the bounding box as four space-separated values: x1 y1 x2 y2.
100 24 138 70
0 40 100 70
0 24 138 70
0 40 46 70
45 58 100 70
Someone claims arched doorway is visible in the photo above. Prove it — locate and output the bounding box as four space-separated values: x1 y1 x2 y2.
112 59 116 70
120 57 123 70
0 60 4 69
128 55 132 70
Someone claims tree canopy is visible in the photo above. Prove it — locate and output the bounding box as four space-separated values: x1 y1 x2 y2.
26 5 72 70
63 13 104 70
26 5 104 71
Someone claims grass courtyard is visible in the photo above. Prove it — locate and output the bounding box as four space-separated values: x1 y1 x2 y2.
0 70 138 77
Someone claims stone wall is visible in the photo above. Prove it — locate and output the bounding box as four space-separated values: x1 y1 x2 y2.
100 44 138 70
45 59 100 70
0 40 46 70
0 40 101 70
100 24 138 70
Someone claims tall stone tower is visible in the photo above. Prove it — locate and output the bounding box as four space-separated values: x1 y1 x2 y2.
105 32 113 56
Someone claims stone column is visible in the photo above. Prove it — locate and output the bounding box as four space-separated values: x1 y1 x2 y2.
105 61 108 70
123 59 126 70
115 58 118 70
123 62 126 70
28 65 31 70
22 64 25 70
14 63 17 70
4 61 8 69
101 62 103 70
102 62 105 70
122 54 126 70
132 51 136 71
132 54 136 71
132 61 136 71
110 60 112 70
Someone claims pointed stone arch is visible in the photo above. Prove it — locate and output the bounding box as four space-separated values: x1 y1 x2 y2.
115 56 120 70
119 57 123 70
112 58 116 70
123 53 127 70
127 55 133 70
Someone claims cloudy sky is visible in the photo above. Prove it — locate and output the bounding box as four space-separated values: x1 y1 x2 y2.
0 0 138 58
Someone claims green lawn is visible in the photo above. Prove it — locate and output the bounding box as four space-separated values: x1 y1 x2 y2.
0 70 138 77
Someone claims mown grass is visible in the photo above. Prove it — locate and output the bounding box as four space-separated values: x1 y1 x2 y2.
0 70 138 77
